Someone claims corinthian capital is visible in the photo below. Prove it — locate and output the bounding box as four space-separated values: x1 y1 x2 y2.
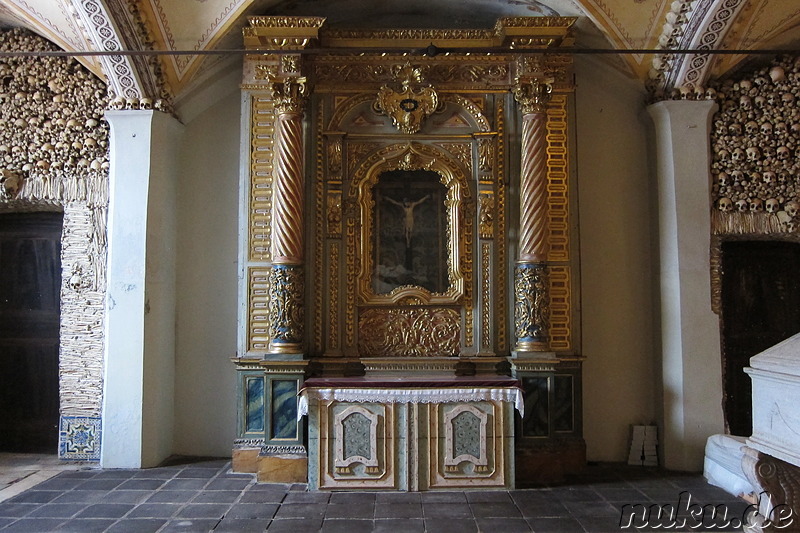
513 77 553 115
271 77 310 114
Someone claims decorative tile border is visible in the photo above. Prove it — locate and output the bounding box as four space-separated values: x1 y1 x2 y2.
59 416 101 461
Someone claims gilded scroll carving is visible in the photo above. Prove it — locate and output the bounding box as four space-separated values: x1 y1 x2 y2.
481 243 492 351
326 191 343 238
375 64 439 135
479 193 495 239
514 263 549 350
268 264 304 352
436 143 472 173
358 308 460 357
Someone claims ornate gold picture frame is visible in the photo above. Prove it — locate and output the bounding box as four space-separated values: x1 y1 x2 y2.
350 142 471 306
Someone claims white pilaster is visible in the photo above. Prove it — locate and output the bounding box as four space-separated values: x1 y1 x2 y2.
101 110 183 468
648 100 724 471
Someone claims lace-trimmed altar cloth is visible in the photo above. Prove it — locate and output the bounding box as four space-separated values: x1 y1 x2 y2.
298 376 524 419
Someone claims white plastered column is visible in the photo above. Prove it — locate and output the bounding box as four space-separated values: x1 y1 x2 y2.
101 110 183 468
647 100 724 471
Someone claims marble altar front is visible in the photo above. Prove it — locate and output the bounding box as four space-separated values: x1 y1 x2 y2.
302 376 521 491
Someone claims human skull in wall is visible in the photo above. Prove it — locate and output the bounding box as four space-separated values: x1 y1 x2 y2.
0 169 20 199
766 198 780 213
0 28 109 186
710 54 800 224
717 197 733 212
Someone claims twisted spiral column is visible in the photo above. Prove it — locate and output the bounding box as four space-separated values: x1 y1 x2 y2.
272 111 305 264
513 79 552 352
519 112 549 262
268 78 308 354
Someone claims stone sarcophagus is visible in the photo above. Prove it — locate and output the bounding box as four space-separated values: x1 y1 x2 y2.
742 334 800 532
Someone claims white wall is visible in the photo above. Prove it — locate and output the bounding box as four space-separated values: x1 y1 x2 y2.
142 112 182 467
574 57 659 462
173 60 242 457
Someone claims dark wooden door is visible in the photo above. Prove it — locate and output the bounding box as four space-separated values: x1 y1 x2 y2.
720 240 800 436
0 212 63 452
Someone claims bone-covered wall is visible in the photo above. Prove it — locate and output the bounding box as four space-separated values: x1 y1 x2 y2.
0 28 109 460
711 55 800 235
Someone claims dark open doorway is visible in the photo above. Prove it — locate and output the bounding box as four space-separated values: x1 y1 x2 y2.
720 240 800 437
0 211 63 453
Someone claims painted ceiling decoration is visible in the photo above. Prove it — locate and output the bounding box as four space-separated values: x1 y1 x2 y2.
0 0 797 108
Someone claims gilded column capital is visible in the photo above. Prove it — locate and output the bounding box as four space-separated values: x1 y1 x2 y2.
271 77 310 114
513 77 553 115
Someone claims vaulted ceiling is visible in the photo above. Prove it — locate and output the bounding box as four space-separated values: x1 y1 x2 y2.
0 0 798 107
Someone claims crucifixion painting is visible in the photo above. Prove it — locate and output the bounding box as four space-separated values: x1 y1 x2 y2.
372 169 447 295
384 194 430 248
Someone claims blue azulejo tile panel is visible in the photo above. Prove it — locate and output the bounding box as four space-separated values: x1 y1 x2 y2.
245 376 265 433
59 415 101 461
271 379 298 440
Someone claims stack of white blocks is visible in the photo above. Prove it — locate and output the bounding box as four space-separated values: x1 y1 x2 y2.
628 425 658 466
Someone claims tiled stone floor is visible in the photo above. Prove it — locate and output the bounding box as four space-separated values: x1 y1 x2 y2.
0 458 751 532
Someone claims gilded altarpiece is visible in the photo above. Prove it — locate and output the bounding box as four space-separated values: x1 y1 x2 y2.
234 16 583 486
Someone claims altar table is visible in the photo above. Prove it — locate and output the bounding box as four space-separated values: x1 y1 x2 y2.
300 376 521 491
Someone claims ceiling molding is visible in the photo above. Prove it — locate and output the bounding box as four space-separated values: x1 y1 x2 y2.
69 0 164 100
667 0 748 89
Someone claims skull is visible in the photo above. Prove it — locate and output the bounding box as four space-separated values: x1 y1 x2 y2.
749 198 764 212
718 149 730 161
715 121 728 136
109 95 125 110
755 96 766 109
766 198 780 213
745 121 758 135
777 146 790 160
785 201 800 217
775 122 788 135
705 87 718 100
718 172 730 186
729 122 743 136
139 97 153 110
740 95 752 110
761 122 773 135
763 171 777 184
0 169 21 199
746 147 761 162
736 199 749 212
717 197 733 212
68 267 84 290
740 80 753 91
732 147 745 162
124 97 139 110
783 93 795 105
770 66 786 83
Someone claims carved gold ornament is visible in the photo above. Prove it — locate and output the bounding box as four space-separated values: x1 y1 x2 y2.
358 308 460 357
375 64 439 134
513 77 554 115
349 142 471 306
